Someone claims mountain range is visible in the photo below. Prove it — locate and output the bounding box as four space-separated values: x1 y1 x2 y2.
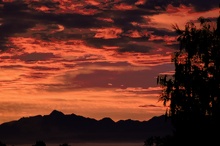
0 110 173 144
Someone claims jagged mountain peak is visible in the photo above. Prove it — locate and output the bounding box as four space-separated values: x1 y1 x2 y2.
49 110 65 117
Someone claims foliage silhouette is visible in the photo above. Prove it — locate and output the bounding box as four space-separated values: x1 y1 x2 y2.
0 141 6 146
32 141 46 146
144 135 173 146
59 143 70 146
157 15 220 146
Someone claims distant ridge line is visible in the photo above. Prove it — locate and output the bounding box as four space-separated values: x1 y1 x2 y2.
0 110 173 144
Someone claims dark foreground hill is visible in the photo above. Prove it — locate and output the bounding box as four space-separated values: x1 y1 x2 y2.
0 110 173 144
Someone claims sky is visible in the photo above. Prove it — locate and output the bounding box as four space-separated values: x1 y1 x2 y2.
0 0 219 124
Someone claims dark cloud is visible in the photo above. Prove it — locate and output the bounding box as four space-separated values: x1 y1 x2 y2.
164 43 179 50
139 104 161 108
27 0 60 11
29 66 60 71
118 44 152 53
111 9 151 27
147 27 176 36
137 0 219 12
186 0 219 12
33 13 110 29
0 1 34 51
137 0 172 11
60 68 160 89
0 65 23 69
35 61 172 92
0 0 179 53
97 9 158 33
86 37 151 51
86 38 125 48
21 72 51 79
119 0 139 5
1 0 217 55
12 52 58 62
2 0 29 12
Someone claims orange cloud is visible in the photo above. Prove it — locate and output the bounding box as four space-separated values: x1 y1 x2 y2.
124 30 147 38
135 0 146 5
85 0 100 6
91 27 123 39
148 6 219 30
114 3 135 10
97 17 114 23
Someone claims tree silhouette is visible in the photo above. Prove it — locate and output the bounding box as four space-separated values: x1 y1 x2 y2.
144 135 173 146
59 143 70 146
0 141 6 146
157 15 220 146
32 141 46 146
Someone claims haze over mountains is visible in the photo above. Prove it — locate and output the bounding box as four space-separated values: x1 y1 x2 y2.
0 110 172 144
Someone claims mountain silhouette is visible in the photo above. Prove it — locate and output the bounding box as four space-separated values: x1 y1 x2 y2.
0 110 173 144
49 110 65 117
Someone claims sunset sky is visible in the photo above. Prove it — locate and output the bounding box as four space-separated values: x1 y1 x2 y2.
0 0 219 124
